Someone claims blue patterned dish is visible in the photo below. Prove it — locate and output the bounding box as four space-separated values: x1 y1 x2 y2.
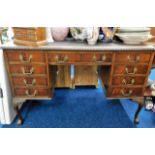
99 27 117 42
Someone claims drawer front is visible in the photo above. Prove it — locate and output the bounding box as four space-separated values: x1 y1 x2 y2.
6 51 46 63
13 29 37 41
14 34 36 41
81 53 113 63
9 64 47 75
112 76 146 86
107 87 143 98
13 28 35 35
115 53 151 64
13 29 28 36
48 53 81 64
113 65 148 75
11 76 48 87
14 88 49 97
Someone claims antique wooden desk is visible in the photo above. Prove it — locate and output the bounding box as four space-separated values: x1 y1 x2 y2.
2 41 155 125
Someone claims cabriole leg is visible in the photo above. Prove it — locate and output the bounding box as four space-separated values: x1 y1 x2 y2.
131 97 144 124
134 104 143 124
13 104 23 125
13 99 26 125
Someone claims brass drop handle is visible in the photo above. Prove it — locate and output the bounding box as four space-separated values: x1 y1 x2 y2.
55 55 69 63
21 67 34 75
23 79 36 86
55 55 60 62
25 90 37 97
64 56 69 62
125 67 137 75
19 54 32 63
122 79 135 86
127 55 140 63
56 71 59 75
102 55 107 61
92 55 97 61
121 90 133 97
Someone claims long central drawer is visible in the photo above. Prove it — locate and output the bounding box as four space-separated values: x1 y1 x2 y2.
48 53 81 64
48 52 113 64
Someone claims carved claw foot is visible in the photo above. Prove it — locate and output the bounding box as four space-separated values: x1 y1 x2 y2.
17 118 23 125
134 117 140 124
134 104 143 125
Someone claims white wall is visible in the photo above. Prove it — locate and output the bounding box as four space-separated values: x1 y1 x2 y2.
0 47 16 124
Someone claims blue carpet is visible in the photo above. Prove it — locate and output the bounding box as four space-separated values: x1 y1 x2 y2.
3 85 135 128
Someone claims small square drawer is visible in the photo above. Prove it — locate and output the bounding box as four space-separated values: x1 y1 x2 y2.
112 76 146 86
113 65 148 75
80 53 113 63
14 34 36 41
107 87 143 98
48 53 81 64
9 64 47 75
115 52 151 64
13 29 27 35
11 76 48 87
6 51 46 63
13 28 36 35
14 88 50 97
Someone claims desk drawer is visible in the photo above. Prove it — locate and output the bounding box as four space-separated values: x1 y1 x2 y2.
107 87 143 98
9 64 47 75
48 53 81 64
112 76 146 86
12 76 48 87
14 34 36 41
6 51 46 63
113 65 148 75
14 88 49 97
115 53 151 64
81 53 113 63
13 28 36 36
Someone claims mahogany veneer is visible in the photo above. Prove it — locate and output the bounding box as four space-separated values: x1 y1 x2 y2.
4 50 155 99
3 48 155 124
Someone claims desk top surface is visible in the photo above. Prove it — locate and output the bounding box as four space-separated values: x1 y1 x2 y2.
1 41 155 51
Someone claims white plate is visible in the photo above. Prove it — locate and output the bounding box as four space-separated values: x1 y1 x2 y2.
118 27 150 33
115 34 154 45
123 40 146 45
115 33 152 39
115 32 150 37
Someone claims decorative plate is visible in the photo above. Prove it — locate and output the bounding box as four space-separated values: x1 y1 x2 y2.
99 27 117 42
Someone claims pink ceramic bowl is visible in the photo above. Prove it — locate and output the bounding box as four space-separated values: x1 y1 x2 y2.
51 27 69 41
